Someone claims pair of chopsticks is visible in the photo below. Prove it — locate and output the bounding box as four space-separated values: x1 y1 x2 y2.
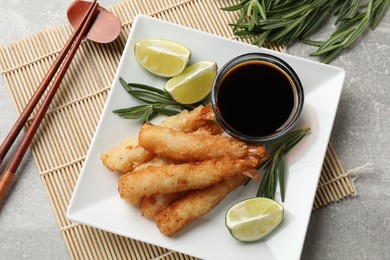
0 0 100 202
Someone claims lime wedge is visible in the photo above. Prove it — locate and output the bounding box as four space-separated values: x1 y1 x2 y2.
225 197 284 242
134 39 191 77
165 61 217 104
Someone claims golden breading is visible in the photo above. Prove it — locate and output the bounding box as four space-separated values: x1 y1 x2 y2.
137 156 184 219
100 137 154 174
155 175 247 236
100 105 222 173
160 104 222 135
138 123 265 162
133 156 177 171
140 192 188 219
100 104 270 236
118 157 259 205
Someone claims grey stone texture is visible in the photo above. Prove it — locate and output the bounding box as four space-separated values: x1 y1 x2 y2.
0 1 389 259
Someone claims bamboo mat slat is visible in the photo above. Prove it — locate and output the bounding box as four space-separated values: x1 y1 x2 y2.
0 0 356 259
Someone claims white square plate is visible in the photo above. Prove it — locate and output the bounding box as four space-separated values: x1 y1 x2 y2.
67 15 345 260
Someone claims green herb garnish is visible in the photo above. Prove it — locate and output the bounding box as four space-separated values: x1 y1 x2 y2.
222 0 389 63
114 77 201 122
256 127 311 201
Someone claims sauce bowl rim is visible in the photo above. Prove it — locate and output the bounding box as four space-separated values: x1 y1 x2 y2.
211 52 304 144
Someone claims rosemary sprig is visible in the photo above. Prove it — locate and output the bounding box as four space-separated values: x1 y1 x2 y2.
222 0 339 47
222 0 389 63
114 77 201 122
257 127 311 201
306 0 375 63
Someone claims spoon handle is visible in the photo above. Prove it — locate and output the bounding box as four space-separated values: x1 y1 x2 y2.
0 1 99 203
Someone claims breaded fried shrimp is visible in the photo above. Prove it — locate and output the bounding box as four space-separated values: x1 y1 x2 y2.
102 104 273 236
160 104 222 134
133 156 177 171
155 175 247 236
100 105 223 174
100 137 154 173
140 192 188 219
138 123 265 162
118 157 258 205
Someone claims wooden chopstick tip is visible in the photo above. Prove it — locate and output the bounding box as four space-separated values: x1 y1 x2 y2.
0 171 15 203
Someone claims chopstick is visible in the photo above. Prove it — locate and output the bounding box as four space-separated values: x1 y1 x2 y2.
0 0 100 202
0 0 98 167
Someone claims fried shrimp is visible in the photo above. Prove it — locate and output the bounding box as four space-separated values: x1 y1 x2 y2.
100 105 222 173
155 175 247 236
138 123 265 162
118 157 259 205
102 104 272 236
160 104 222 135
140 192 188 219
100 137 154 173
133 156 177 171
137 157 184 219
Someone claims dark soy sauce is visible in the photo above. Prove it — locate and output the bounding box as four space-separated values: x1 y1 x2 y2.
216 61 296 137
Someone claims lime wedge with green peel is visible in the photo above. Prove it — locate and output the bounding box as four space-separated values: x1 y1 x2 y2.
134 39 191 77
165 61 217 104
225 197 284 242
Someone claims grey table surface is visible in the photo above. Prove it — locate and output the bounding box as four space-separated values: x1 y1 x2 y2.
0 1 389 259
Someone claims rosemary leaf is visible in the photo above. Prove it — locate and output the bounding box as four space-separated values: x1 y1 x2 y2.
126 89 178 105
344 0 361 20
316 0 373 62
252 30 271 46
320 46 345 64
256 127 310 201
220 0 248 11
257 0 267 20
222 0 389 63
310 43 343 56
127 82 167 95
335 0 355 24
153 107 182 117
268 14 309 43
300 4 334 39
280 4 310 19
303 39 324 47
115 77 200 122
247 0 255 17
260 19 294 30
113 105 154 120
371 0 390 29
277 148 285 201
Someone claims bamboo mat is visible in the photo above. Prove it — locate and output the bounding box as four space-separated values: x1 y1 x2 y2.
0 0 356 259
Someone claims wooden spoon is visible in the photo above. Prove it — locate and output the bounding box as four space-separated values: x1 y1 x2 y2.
67 0 121 44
